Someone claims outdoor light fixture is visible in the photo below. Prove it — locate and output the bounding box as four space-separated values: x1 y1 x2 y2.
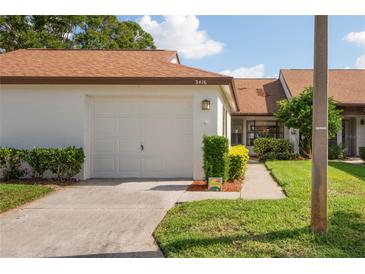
361 118 364 126
202 99 211 110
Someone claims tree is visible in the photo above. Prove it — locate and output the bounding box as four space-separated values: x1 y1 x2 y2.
75 16 155 49
0 16 155 52
274 87 342 157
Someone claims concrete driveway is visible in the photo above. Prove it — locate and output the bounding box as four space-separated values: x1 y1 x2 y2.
0 180 190 258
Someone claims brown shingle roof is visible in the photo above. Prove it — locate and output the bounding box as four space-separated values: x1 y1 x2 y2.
232 78 287 115
281 69 365 106
0 49 232 85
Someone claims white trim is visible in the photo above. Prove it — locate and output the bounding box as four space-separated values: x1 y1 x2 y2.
279 70 293 100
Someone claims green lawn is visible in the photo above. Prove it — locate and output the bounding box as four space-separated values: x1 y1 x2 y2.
154 160 365 258
0 183 54 213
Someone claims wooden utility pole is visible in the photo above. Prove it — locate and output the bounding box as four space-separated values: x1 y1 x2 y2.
311 15 328 233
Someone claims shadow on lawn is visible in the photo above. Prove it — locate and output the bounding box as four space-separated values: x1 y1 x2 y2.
160 211 365 258
329 162 365 182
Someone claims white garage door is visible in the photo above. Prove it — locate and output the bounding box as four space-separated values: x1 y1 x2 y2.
91 97 193 178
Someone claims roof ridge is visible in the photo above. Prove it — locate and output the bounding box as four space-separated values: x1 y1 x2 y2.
166 62 232 78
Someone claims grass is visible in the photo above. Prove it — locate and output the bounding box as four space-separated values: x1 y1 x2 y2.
0 183 54 213
154 160 365 257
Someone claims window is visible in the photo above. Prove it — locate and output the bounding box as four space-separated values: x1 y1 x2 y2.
231 125 242 145
246 120 284 146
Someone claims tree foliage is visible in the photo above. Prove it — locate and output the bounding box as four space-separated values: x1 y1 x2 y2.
274 87 342 157
0 16 156 52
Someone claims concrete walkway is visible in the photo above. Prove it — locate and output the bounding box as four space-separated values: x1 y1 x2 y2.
178 191 240 202
241 160 286 200
178 161 286 202
0 180 190 258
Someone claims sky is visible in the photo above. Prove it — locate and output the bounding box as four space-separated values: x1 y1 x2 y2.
121 16 365 78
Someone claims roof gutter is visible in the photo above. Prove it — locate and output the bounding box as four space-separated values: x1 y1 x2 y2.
0 76 233 86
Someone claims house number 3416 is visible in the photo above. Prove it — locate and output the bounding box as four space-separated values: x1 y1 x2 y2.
195 79 207 85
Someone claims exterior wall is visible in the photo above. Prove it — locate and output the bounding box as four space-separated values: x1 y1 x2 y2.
231 115 299 155
1 84 233 180
333 115 365 156
356 116 365 155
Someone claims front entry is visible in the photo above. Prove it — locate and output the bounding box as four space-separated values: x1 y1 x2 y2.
90 97 193 178
342 118 357 156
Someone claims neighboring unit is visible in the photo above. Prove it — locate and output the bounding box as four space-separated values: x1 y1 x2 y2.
231 69 365 156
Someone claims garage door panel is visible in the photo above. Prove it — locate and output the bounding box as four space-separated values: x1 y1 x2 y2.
93 157 116 173
142 137 166 153
117 100 143 116
142 157 165 173
94 140 116 154
118 117 142 137
119 157 141 175
94 117 117 137
143 118 192 137
94 101 116 116
119 139 141 153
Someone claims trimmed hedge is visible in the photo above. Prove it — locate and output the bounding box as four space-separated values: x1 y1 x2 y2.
328 144 345 160
26 147 52 178
253 138 293 160
203 135 229 182
48 147 85 181
228 145 249 181
0 148 27 180
0 146 85 181
360 147 365 161
260 152 299 161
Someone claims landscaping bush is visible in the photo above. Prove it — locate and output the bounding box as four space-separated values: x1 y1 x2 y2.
0 146 85 181
228 145 249 181
328 144 345 160
253 138 293 160
0 147 28 180
203 135 229 182
26 147 52 178
260 152 299 161
360 147 365 162
48 146 85 181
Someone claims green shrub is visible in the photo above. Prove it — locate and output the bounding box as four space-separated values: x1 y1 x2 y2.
48 146 85 181
253 138 293 160
228 145 249 181
360 147 365 161
260 152 299 161
26 147 52 178
328 144 345 160
0 147 28 181
203 135 229 182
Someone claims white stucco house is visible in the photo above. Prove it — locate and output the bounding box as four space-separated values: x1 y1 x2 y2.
0 49 237 180
1 49 364 180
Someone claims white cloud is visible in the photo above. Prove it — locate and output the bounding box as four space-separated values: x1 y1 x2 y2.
355 54 365 68
344 31 365 47
138 15 224 59
220 64 265 78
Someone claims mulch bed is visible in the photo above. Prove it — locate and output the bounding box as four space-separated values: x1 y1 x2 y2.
187 180 242 192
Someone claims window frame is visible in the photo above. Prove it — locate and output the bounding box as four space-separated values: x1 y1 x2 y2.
246 120 284 146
